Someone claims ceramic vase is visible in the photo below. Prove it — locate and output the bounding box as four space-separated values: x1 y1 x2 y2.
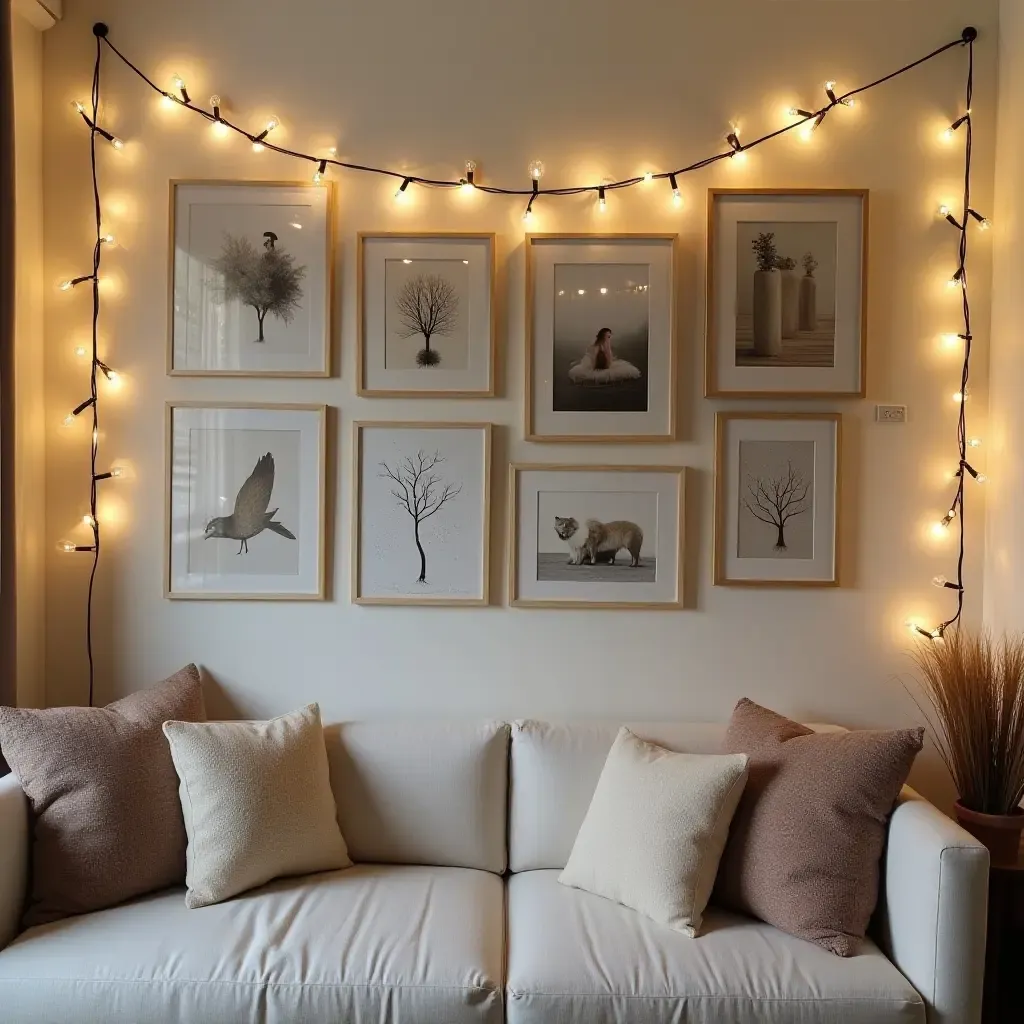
799 274 818 332
781 270 800 337
752 271 782 357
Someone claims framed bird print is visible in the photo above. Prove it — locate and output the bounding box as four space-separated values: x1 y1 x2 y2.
168 181 334 377
166 403 327 600
357 233 496 397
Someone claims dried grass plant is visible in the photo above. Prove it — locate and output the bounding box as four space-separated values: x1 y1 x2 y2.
909 629 1024 815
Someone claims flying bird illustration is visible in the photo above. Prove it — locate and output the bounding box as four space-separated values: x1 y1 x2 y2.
204 453 296 554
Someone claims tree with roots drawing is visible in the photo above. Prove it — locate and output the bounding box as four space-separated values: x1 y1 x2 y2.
213 231 306 343
379 451 462 583
742 461 812 551
394 274 460 367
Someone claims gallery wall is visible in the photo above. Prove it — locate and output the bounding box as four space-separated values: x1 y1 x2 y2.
40 0 997 803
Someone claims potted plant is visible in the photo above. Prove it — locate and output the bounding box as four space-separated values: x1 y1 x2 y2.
910 629 1024 866
799 252 818 332
776 255 799 338
751 233 782 356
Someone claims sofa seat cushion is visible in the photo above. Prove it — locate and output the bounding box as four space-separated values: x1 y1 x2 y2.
0 865 504 1024
506 870 924 1024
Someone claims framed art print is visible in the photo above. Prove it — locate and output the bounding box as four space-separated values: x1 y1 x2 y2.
169 181 333 376
706 190 868 398
353 422 491 605
510 465 685 609
357 234 496 397
714 412 841 587
166 403 326 599
525 234 677 442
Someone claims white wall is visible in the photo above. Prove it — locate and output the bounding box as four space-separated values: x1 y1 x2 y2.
40 0 997 802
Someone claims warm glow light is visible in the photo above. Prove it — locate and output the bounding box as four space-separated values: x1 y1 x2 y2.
672 189 683 208
74 346 87 359
395 178 411 202
110 466 124 478
161 94 176 109
58 541 78 554
82 514 96 528
59 280 74 292
976 473 989 484
931 522 949 538
978 218 992 231
62 414 75 427
643 171 654 184
522 209 533 223
252 142 265 153
266 116 280 132
731 149 748 164
460 180 474 195
528 160 544 180
967 437 982 447
577 289 585 295
932 576 949 588
172 73 186 91
109 137 124 151
72 100 86 114
600 287 608 294
402 259 412 264
212 121 229 138
953 389 968 403
101 233 116 246
799 123 815 142
941 333 961 349
939 204 951 217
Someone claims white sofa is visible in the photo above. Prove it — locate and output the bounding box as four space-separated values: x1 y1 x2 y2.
0 719 989 1024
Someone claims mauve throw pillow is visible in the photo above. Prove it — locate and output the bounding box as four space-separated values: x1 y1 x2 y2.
714 698 924 957
0 665 205 927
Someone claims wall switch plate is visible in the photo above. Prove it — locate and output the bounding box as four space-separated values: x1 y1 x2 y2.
876 404 907 423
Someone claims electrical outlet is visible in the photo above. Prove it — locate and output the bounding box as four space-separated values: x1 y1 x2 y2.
876 404 907 423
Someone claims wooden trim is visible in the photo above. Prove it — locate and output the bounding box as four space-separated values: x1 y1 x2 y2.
712 411 842 587
508 463 686 609
704 189 869 399
352 421 493 605
166 180 334 378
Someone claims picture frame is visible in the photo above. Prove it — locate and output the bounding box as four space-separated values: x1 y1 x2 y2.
714 412 841 587
525 234 677 442
352 422 492 606
168 180 334 377
509 464 685 609
705 189 868 398
166 402 327 600
357 233 497 397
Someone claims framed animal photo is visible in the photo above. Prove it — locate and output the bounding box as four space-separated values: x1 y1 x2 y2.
706 189 868 398
169 181 334 377
353 422 491 605
357 234 496 397
166 403 326 599
525 234 677 442
714 412 841 587
510 465 685 609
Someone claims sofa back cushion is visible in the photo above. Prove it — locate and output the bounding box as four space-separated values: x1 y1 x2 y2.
325 720 510 874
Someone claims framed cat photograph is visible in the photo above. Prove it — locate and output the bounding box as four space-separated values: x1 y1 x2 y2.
525 234 677 442
705 189 868 398
509 464 685 609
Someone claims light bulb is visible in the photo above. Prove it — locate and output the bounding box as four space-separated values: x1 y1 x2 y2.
59 280 74 292
394 178 411 202
825 80 836 92
312 159 327 186
209 94 221 108
643 171 654 184
161 94 176 109
931 522 949 538
101 233 116 245
252 142 265 153
976 473 988 484
843 97 856 109
941 333 961 349
212 121 229 138
266 116 280 132
799 123 815 142
672 188 683 208
82 514 96 528
953 389 967 403
522 208 533 223
966 437 982 447
598 190 607 213
172 73 186 91
732 149 748 164
460 179 474 195
528 160 544 180
978 218 992 231
942 128 954 141
71 100 86 114
787 107 799 117
947 276 961 290
74 345 87 358
932 575 949 588
313 171 322 185
58 540 81 554
600 287 608 295
577 289 585 296
939 204 951 218
105 370 120 384
111 466 124 478
947 508 957 520
109 136 124 151
62 414 75 427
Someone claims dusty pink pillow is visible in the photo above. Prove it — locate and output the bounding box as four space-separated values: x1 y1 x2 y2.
0 665 205 927
713 698 923 956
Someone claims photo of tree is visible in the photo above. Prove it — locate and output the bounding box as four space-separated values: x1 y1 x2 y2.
737 439 816 560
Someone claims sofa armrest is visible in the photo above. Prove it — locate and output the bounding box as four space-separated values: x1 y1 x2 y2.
876 786 989 1024
0 772 28 950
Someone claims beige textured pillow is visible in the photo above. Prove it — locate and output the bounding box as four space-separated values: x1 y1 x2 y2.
558 727 749 936
163 703 350 909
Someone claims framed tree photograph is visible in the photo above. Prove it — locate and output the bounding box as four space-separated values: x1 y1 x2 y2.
706 189 868 398
357 234 496 397
169 181 334 377
525 234 677 442
353 422 492 605
509 465 685 609
714 412 841 587
166 403 326 599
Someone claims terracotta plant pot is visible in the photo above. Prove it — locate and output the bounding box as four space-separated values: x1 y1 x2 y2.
954 801 1024 866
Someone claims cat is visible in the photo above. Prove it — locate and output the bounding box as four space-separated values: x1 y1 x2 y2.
553 516 644 568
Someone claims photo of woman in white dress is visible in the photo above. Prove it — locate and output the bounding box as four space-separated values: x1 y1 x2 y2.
567 328 643 386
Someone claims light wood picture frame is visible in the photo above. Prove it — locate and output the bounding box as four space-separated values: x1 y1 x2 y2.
168 180 335 377
525 234 678 442
714 411 841 587
357 233 497 397
509 464 685 609
353 422 492 605
166 402 327 600
705 189 868 399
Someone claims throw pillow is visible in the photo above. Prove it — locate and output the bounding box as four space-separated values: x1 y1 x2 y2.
558 726 749 936
0 664 206 927
714 698 924 956
163 703 350 909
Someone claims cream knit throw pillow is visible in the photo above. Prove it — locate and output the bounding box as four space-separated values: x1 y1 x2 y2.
163 703 351 909
559 727 749 936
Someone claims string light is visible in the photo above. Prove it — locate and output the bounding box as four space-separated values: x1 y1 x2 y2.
643 171 654 184
313 159 327 185
669 173 682 208
597 187 607 213
171 73 189 104
966 437 982 447
528 160 544 181
210 95 229 137
394 177 411 202
461 160 477 194
74 345 88 358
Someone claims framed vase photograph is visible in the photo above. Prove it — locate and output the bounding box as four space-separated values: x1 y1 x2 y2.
525 234 677 442
353 422 492 605
510 465 685 609
357 234 496 397
714 412 841 587
705 189 868 398
166 403 327 600
169 181 334 377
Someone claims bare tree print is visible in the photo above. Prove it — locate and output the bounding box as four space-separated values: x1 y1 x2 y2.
379 451 462 583
742 461 812 551
213 231 306 343
395 274 460 367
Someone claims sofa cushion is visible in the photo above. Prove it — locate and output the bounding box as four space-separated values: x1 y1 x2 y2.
326 720 509 873
506 870 924 1024
0 865 504 1024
